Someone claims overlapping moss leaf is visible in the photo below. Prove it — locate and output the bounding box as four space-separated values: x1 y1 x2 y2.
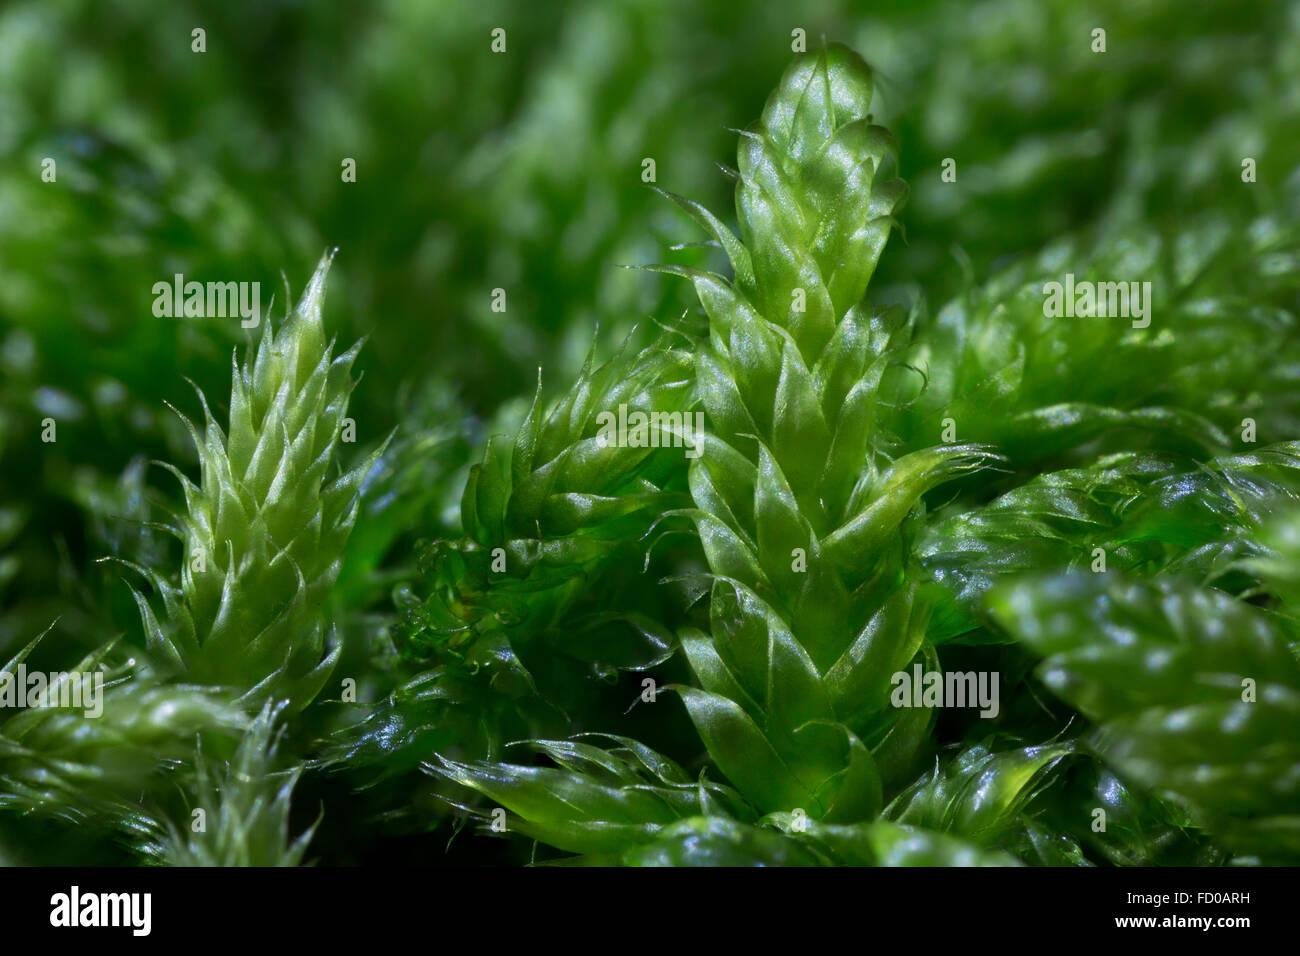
991 572 1300 863
127 255 377 711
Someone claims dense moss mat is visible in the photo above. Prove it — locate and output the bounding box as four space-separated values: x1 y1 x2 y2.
1 1 1297 865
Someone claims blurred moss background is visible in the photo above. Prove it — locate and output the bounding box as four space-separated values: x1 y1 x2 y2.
1 0 1296 725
